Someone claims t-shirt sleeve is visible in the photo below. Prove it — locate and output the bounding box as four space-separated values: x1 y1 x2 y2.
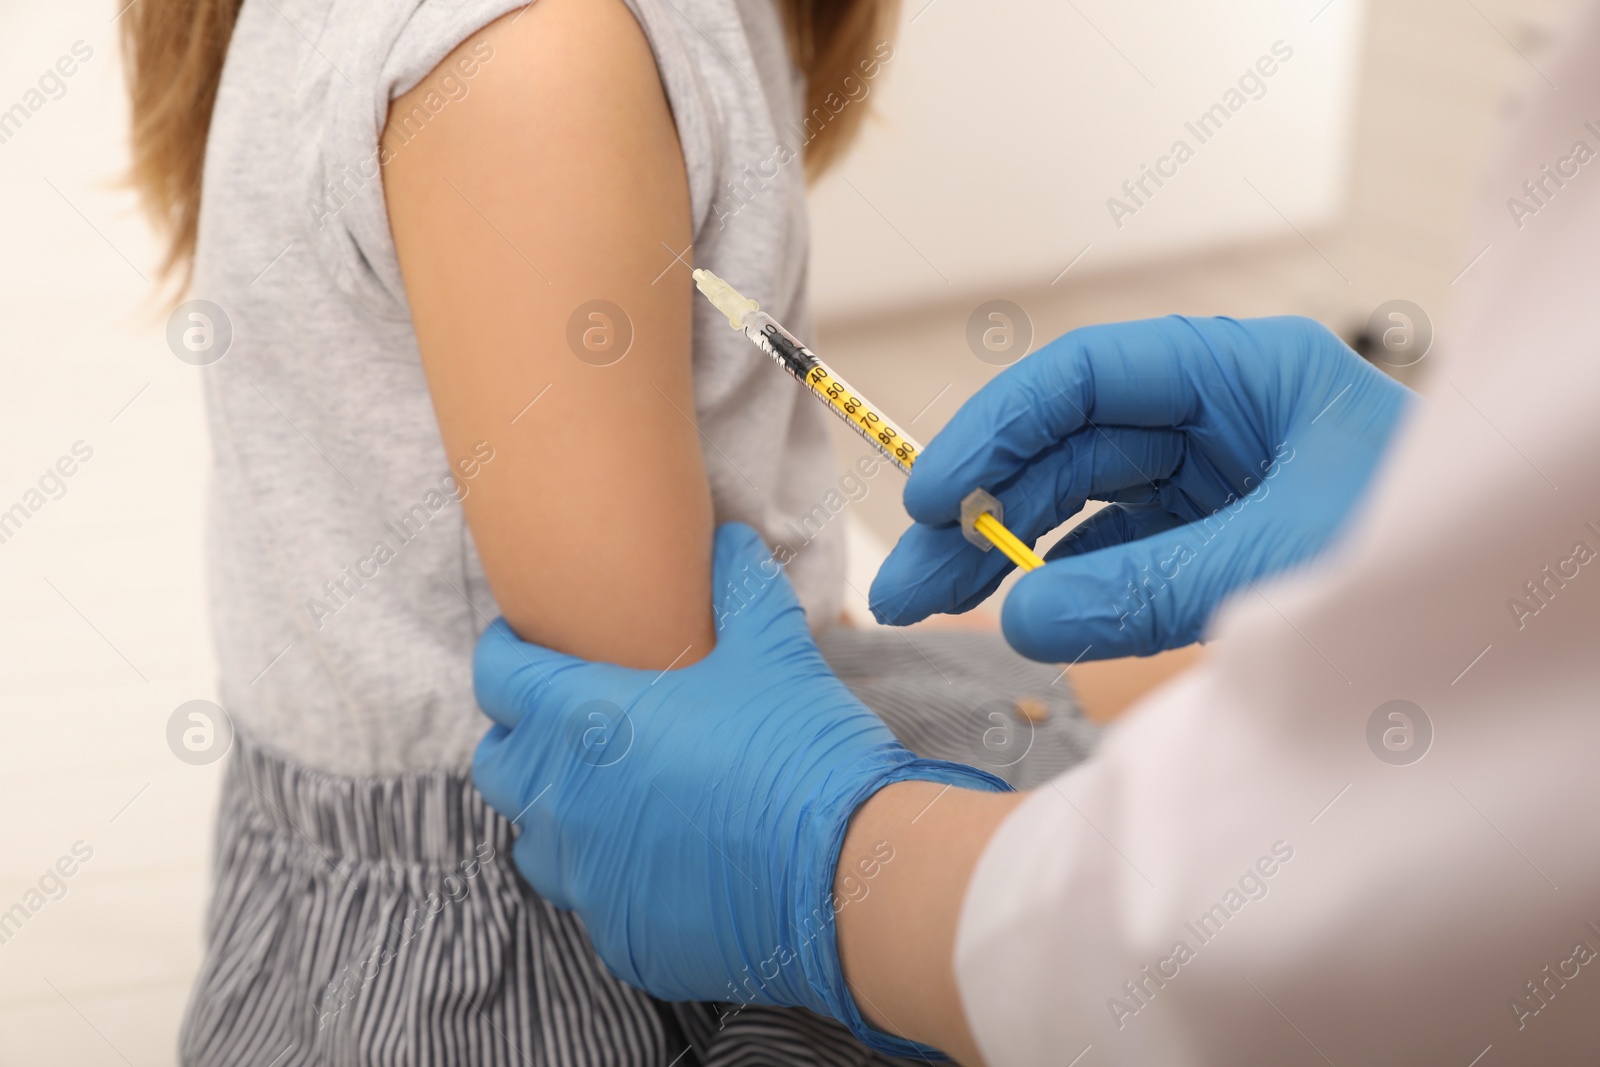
299 0 526 317
300 0 718 318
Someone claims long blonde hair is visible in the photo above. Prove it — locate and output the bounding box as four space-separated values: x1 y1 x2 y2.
122 0 899 285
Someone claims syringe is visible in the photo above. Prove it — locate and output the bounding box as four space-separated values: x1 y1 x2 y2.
693 269 1045 573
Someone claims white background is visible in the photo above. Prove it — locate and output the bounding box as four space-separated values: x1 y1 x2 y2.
810 0 1364 319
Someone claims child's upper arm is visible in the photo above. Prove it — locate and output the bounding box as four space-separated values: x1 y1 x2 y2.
383 0 715 669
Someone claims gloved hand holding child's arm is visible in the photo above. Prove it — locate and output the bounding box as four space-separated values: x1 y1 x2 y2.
472 523 1009 1061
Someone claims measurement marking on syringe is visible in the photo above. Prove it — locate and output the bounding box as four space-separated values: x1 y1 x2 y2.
746 323 920 474
802 365 918 472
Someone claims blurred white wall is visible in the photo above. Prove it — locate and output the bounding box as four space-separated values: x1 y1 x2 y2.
810 0 1367 319
0 6 219 1064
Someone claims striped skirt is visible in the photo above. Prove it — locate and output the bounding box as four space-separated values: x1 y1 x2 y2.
177 627 1096 1066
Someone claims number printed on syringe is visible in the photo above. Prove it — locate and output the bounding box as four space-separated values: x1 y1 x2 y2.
804 364 918 473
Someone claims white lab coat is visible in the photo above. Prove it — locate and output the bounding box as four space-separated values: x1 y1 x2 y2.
955 8 1600 1065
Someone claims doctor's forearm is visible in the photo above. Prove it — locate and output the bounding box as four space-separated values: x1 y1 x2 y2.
834 780 1026 1066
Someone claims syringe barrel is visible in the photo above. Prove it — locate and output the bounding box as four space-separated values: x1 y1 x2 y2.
741 314 922 475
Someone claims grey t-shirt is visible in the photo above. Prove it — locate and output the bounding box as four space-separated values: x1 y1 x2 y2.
195 0 843 776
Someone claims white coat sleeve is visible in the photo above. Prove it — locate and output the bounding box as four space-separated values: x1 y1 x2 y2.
955 7 1600 1065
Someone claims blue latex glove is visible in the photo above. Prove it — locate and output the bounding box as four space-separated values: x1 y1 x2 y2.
870 315 1413 661
472 523 1009 1060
